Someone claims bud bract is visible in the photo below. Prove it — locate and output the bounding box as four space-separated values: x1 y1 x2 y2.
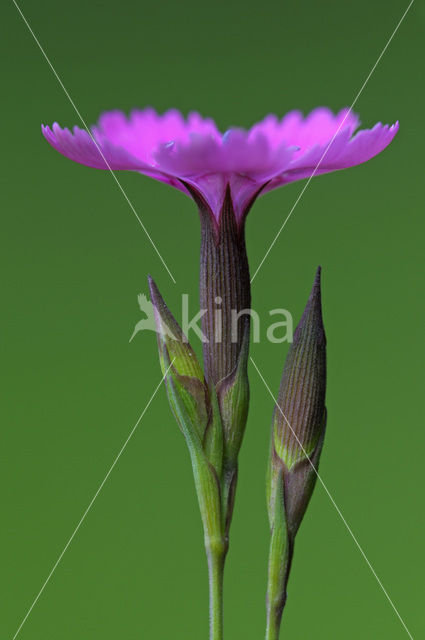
266 267 327 637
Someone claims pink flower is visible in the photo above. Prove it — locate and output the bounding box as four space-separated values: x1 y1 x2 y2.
42 107 398 224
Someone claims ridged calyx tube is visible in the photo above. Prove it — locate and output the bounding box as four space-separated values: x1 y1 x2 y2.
266 267 327 640
184 183 255 537
149 181 256 640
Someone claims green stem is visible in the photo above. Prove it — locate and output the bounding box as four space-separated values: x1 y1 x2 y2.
265 528 293 640
265 614 281 640
207 544 226 640
265 464 294 640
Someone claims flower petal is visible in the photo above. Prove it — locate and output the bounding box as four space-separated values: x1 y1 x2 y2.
42 107 398 221
93 108 221 163
42 123 150 171
266 121 399 189
249 107 360 152
154 127 295 218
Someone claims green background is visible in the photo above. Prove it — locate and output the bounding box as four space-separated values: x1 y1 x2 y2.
1 0 423 638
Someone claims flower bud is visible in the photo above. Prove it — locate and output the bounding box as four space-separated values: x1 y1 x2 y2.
148 276 223 545
266 267 327 635
148 275 210 441
273 266 326 477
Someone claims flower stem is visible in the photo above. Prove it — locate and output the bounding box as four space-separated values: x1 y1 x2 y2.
207 543 226 640
265 471 293 640
265 615 281 640
265 533 291 640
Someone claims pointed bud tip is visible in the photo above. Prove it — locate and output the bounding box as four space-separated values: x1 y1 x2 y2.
147 276 206 383
147 274 159 303
273 266 326 469
309 265 321 301
293 266 325 344
147 275 160 309
147 275 184 344
309 265 323 320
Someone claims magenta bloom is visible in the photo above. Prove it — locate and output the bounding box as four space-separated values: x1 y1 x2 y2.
42 107 397 224
42 109 398 629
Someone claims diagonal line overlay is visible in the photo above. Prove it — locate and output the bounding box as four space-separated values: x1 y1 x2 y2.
250 0 414 284
11 0 176 284
11 362 173 640
250 356 414 639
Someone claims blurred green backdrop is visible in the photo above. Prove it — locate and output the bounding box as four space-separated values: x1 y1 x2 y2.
1 0 423 638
